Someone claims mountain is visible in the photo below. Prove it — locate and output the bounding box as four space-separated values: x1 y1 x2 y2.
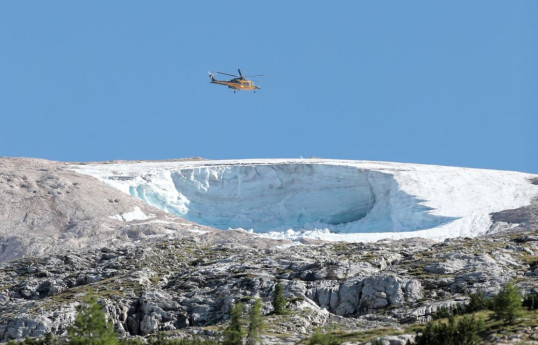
1 157 537 344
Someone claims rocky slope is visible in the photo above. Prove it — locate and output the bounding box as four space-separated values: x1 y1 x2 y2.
0 158 286 262
1 158 537 344
0 225 537 344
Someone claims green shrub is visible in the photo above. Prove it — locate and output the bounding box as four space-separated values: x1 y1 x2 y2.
68 293 118 345
433 292 491 321
432 306 451 320
492 281 523 324
307 328 340 345
413 314 483 345
118 338 145 345
6 334 59 345
138 336 218 345
465 292 491 313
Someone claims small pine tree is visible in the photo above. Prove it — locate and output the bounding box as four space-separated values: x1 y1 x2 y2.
272 282 287 315
222 302 244 345
466 292 491 313
454 315 483 345
246 299 264 345
492 281 523 324
68 293 118 345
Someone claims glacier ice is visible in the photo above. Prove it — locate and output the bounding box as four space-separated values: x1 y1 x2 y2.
72 159 538 242
127 164 454 233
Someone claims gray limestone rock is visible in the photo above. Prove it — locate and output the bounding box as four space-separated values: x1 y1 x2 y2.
334 281 361 316
2 314 52 341
360 275 423 311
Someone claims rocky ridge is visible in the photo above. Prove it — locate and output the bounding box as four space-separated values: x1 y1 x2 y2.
0 226 537 344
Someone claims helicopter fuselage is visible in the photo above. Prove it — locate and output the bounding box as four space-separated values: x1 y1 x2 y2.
211 78 260 91
208 69 262 92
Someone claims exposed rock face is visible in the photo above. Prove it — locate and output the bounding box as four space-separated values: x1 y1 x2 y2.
490 197 538 233
304 274 423 317
1 228 537 343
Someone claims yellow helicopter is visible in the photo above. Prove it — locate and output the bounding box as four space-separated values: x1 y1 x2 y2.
208 69 263 93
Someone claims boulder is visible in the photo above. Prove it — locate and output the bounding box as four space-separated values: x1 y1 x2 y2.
360 275 422 311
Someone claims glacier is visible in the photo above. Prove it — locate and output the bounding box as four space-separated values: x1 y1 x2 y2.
72 159 538 242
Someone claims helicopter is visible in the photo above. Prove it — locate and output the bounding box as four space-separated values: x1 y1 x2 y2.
208 68 263 93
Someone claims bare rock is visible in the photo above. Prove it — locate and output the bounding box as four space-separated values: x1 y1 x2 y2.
360 275 423 311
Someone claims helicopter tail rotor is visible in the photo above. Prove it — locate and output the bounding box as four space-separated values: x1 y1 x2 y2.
208 71 216 83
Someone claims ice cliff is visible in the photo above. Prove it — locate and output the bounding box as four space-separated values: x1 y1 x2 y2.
72 159 538 242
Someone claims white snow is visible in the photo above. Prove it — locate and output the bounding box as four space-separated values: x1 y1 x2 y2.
189 229 209 235
109 206 152 222
73 159 538 242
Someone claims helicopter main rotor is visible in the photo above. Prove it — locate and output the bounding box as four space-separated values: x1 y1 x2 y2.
215 68 264 80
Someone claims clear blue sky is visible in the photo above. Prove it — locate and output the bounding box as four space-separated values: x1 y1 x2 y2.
1 1 537 173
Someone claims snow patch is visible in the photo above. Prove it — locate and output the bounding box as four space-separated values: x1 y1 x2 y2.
109 207 152 222
189 229 209 235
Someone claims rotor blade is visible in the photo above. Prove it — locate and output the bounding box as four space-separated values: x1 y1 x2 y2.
244 74 265 77
237 68 243 78
216 71 239 77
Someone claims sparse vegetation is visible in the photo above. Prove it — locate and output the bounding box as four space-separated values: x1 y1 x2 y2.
307 328 340 345
413 314 484 345
432 292 491 320
412 281 534 344
143 334 218 345
492 280 523 324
